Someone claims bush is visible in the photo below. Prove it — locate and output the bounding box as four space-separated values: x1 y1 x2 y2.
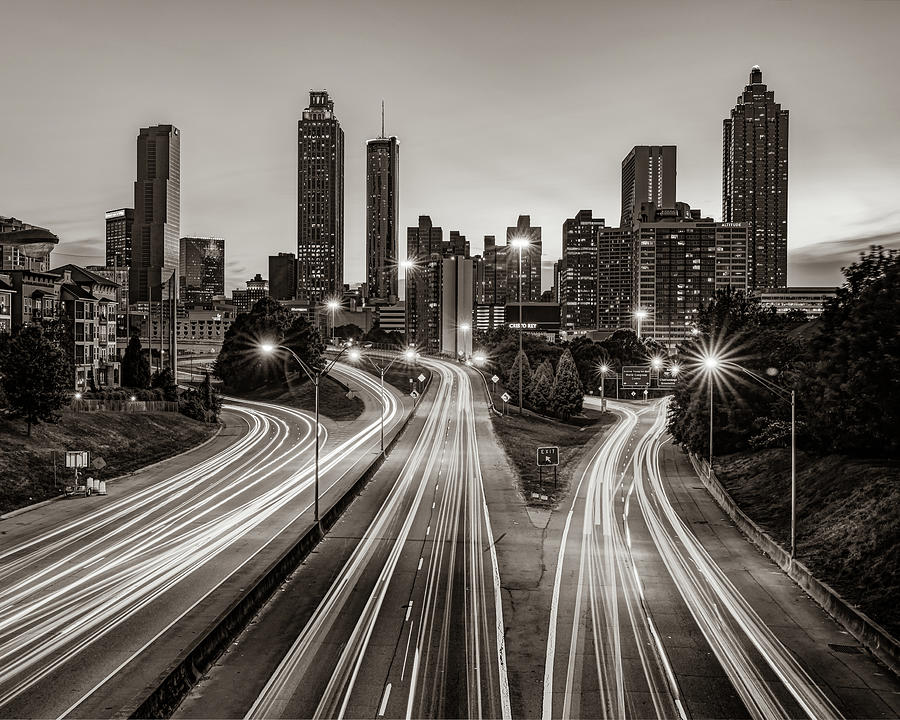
551 349 584 420
528 359 554 414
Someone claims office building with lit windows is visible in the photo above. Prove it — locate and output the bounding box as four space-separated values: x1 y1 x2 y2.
105 208 134 269
179 236 225 302
560 210 605 330
298 90 344 304
366 131 399 304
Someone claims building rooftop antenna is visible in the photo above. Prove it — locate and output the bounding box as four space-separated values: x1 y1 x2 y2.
381 100 385 138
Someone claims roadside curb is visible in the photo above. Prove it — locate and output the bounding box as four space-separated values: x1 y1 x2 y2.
0 420 225 522
119 377 431 719
689 453 900 677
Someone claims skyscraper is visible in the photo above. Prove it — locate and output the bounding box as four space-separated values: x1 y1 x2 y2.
269 252 297 301
298 90 344 305
179 236 225 302
105 208 133 269
621 146 676 227
597 225 633 332
505 215 542 302
561 210 605 330
366 114 399 304
405 215 443 349
480 235 507 305
723 66 789 289
131 124 180 303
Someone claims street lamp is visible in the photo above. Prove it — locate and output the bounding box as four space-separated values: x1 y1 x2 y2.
460 322 471 361
598 363 610 412
634 309 648 339
510 236 530 414
260 341 354 534
350 346 416 454
326 299 341 344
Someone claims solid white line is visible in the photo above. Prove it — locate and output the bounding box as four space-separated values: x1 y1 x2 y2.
378 683 391 716
405 601 413 622
417 557 423 571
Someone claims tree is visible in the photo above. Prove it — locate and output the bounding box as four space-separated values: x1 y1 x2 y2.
528 359 554 414
507 350 532 406
214 297 324 392
334 323 364 341
799 246 900 457
151 366 178 401
121 334 151 389
0 325 72 435
200 371 223 417
551 349 584 420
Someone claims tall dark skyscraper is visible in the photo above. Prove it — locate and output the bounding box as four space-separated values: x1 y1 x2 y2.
179 236 225 302
561 210 605 330
405 215 443 349
131 124 180 303
723 66 789 289
298 90 344 305
621 145 676 227
269 252 297 301
105 208 133 269
479 235 507 305
505 215 542 302
366 111 399 304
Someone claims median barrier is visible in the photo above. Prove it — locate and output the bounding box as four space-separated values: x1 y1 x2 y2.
690 453 900 677
120 371 433 719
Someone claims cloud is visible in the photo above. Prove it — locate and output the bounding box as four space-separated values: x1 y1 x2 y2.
788 228 900 286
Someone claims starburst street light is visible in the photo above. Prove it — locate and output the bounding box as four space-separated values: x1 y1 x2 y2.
651 356 663 370
510 236 530 415
325 299 341 344
259 340 354 533
597 362 611 412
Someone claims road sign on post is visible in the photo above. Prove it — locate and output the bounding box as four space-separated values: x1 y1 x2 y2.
418 373 426 383
65 451 89 468
621 366 650 388
536 446 559 466
500 391 511 415
658 368 678 388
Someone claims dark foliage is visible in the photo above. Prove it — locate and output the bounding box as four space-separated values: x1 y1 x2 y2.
121 334 151 389
551 348 584 420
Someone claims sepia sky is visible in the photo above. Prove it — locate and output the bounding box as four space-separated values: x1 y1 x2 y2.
1 0 899 293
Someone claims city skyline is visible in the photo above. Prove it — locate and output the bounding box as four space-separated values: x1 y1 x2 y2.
2 0 899 293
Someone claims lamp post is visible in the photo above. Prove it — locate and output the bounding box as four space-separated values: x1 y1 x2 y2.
634 308 648 340
511 236 529 414
326 299 340 345
260 341 354 534
703 356 798 558
460 322 471 361
352 346 416 454
598 364 609 412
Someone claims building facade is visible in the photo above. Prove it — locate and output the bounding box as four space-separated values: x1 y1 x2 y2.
298 90 344 304
621 146 676 227
405 215 443 348
269 252 297 301
479 235 507 305
755 286 835 319
366 133 399 303
561 210 605 330
179 236 225 302
505 215 542 302
131 124 180 304
597 225 633 332
105 208 134 269
0 216 58 272
232 273 269 315
723 66 789 289
440 256 474 358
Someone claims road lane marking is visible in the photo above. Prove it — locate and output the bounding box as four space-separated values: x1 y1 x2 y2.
378 683 391 716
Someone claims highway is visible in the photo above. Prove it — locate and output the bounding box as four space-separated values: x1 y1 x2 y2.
174 358 511 720
542 398 897 720
0 363 403 719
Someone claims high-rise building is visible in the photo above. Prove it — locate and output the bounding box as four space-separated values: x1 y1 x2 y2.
621 146 676 227
506 215 542 302
440 256 474 358
232 273 269 315
754 286 835 319
366 123 399 304
131 124 180 304
298 90 344 305
723 66 789 289
405 215 443 348
480 235 507 305
561 210 605 330
105 208 134 269
597 225 633 331
179 236 225 302
269 252 297 301
632 203 747 349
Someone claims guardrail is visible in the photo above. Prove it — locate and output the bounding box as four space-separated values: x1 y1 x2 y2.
690 453 900 677
71 399 179 413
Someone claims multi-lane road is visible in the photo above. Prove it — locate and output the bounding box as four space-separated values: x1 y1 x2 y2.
175 357 510 719
0 363 404 719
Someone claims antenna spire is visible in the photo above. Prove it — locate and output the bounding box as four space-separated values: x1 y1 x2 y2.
381 100 385 138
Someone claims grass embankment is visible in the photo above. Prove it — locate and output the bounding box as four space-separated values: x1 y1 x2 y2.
491 409 615 507
0 412 217 514
236 373 364 421
715 449 900 638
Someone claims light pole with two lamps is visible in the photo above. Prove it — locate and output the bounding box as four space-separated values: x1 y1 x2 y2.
259 341 357 534
352 346 418 454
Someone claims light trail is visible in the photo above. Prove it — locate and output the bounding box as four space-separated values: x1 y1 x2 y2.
0 363 401 713
543 396 842 720
245 358 510 720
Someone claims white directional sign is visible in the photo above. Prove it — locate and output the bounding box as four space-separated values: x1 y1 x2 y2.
65 451 89 468
536 446 559 466
491 375 499 384
410 389 419 399
418 373 426 383
500 392 511 403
